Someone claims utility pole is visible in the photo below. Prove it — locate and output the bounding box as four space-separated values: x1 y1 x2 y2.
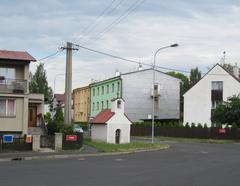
61 42 78 125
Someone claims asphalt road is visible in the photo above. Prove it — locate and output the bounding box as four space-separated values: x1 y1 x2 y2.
1 142 240 186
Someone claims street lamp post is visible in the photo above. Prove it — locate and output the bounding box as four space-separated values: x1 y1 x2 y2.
152 44 178 144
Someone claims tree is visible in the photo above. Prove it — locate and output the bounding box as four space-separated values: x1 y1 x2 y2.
189 67 201 87
166 72 190 120
46 105 64 135
212 95 240 127
166 72 189 95
222 63 234 73
29 63 53 103
54 105 64 125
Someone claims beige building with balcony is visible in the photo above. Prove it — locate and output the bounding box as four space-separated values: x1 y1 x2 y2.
0 50 45 135
73 86 90 122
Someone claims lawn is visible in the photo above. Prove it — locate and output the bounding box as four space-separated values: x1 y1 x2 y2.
133 136 235 144
83 139 169 152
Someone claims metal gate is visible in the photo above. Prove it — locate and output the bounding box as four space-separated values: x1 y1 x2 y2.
40 135 55 149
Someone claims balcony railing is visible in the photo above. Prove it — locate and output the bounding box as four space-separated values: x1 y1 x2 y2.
0 78 27 94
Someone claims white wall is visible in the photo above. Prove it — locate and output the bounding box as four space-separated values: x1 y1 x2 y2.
91 124 108 142
107 114 131 144
184 65 240 127
91 99 132 144
107 99 131 144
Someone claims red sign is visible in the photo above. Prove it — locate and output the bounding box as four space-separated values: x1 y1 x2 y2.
219 128 226 134
66 135 77 141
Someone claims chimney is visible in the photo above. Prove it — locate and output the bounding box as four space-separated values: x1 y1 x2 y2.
115 69 120 76
233 63 239 78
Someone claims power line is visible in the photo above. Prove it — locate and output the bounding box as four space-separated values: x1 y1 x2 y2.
80 0 126 42
36 49 63 63
95 0 146 40
83 0 145 45
74 43 238 77
74 43 191 73
79 0 118 39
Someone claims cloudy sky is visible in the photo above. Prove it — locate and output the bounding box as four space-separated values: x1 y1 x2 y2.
1 0 240 93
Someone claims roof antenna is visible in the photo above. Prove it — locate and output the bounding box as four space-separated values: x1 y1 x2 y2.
221 51 226 64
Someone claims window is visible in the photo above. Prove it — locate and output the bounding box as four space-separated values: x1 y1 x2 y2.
0 67 16 84
211 81 223 109
112 83 115 93
0 99 16 117
0 67 16 79
92 103 95 111
117 82 120 92
106 100 109 108
102 86 104 95
117 100 121 109
97 87 99 96
107 85 109 94
93 88 95 96
97 102 99 110
101 101 104 110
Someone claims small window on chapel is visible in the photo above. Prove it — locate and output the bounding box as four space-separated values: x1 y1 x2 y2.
117 100 121 109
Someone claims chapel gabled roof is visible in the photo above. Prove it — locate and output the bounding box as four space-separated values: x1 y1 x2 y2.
90 109 115 124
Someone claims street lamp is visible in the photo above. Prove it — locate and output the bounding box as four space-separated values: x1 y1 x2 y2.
152 44 178 144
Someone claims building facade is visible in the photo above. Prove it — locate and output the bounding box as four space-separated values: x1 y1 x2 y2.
184 64 240 127
0 50 45 135
90 76 122 118
73 86 90 122
89 69 180 122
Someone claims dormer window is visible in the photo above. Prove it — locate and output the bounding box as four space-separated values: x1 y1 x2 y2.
117 100 121 109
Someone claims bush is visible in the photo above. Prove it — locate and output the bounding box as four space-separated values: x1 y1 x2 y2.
185 122 190 128
203 123 208 128
212 95 240 127
44 112 52 124
197 123 203 128
60 124 75 134
191 122 196 128
47 121 58 135
231 122 238 129
216 123 222 128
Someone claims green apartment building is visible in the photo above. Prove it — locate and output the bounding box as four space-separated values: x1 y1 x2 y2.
90 76 122 117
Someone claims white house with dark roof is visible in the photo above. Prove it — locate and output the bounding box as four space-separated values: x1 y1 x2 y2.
183 63 240 127
90 98 132 144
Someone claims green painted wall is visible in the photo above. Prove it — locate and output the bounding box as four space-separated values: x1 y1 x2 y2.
90 76 122 117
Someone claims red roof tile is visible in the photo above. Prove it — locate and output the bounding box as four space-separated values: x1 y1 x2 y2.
91 109 115 124
54 94 65 103
0 50 36 62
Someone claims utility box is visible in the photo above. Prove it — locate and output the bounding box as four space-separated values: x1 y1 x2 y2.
151 84 161 97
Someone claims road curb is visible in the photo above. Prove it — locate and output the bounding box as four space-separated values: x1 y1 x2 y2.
0 145 170 162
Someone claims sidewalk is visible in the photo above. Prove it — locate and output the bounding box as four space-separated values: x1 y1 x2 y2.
0 143 169 162
0 145 98 162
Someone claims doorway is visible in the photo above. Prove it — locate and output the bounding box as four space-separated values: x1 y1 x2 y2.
115 129 121 144
28 106 37 127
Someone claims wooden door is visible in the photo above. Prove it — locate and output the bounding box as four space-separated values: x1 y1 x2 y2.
28 106 37 127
